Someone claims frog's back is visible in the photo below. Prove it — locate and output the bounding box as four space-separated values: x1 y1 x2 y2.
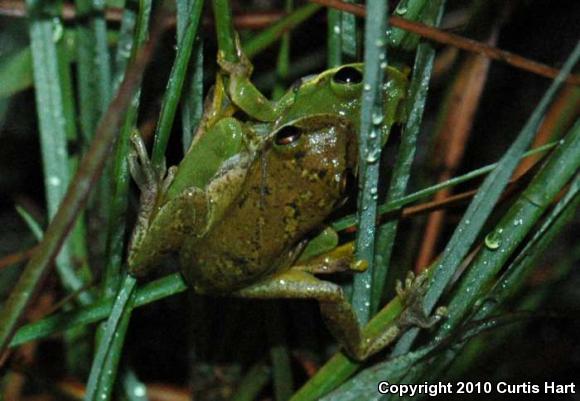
180 120 353 293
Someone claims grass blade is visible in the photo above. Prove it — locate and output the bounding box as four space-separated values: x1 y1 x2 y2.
370 0 444 314
391 40 580 356
351 0 389 325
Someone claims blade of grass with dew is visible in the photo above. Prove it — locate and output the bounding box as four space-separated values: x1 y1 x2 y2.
0 9 161 355
390 40 580 357
371 0 444 315
24 0 93 308
436 121 580 337
102 0 152 298
327 7 342 66
331 141 559 232
351 0 389 325
86 275 137 401
389 0 430 51
11 273 187 347
326 313 529 401
74 0 111 146
340 0 358 58
393 176 580 391
150 0 204 169
231 361 272 401
243 3 322 59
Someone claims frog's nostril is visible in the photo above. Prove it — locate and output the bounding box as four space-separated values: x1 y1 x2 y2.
332 66 363 85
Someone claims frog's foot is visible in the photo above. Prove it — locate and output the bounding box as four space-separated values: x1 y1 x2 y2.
128 131 175 195
295 241 368 275
396 271 447 329
217 33 253 78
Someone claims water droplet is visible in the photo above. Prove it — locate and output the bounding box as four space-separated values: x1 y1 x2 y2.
363 83 371 91
372 112 384 125
369 131 377 139
333 25 341 34
375 39 385 47
485 230 502 250
52 18 63 42
513 218 523 226
380 62 388 69
48 176 61 187
366 149 380 163
395 6 408 15
134 385 146 397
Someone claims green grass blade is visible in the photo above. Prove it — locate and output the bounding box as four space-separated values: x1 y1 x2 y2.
231 362 272 401
330 141 559 232
178 0 204 151
327 8 342 67
351 0 389 325
370 0 444 314
86 275 137 401
151 0 204 169
75 0 112 144
389 0 430 50
15 205 43 241
438 120 580 336
391 41 580 356
0 47 33 98
102 0 152 297
0 13 159 355
212 0 238 63
244 3 321 59
340 0 358 58
395 173 580 390
11 274 187 347
25 1 89 301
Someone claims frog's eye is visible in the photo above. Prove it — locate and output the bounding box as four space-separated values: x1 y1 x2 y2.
275 125 302 146
332 66 363 85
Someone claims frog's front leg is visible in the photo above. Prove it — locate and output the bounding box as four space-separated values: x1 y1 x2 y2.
217 36 278 122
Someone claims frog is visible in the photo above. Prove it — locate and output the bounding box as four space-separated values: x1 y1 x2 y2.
127 44 440 361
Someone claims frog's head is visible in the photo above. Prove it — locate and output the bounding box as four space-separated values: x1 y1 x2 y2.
259 114 357 233
277 63 408 143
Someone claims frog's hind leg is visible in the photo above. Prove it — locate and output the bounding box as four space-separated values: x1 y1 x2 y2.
233 270 397 361
128 187 209 277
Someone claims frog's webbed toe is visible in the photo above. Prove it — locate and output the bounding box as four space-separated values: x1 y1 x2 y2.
396 271 447 329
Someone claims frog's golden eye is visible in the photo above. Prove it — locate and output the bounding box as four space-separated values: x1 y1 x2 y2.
332 66 363 85
275 125 302 146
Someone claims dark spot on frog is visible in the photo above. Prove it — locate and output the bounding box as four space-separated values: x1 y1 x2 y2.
294 151 306 160
317 169 328 179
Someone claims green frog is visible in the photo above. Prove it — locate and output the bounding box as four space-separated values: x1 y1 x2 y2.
127 47 437 360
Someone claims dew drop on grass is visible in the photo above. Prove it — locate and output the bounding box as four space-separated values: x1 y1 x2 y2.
484 229 503 250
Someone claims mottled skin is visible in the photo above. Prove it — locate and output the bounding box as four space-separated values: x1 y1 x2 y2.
127 52 442 360
182 116 356 293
